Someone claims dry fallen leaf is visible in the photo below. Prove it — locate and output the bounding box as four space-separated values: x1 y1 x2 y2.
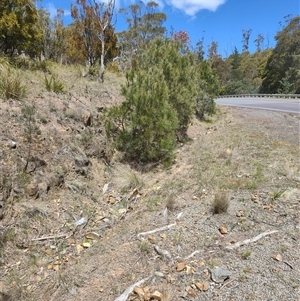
160 233 166 240
133 286 144 299
108 195 116 204
187 286 197 298
195 281 209 291
186 265 194 275
76 244 84 255
148 235 156 244
82 242 91 248
271 254 283 262
85 232 99 240
177 262 186 272
150 290 163 300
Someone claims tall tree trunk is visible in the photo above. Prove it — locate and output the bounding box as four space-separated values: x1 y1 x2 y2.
99 39 105 83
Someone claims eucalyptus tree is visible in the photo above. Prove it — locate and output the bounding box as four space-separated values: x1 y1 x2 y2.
261 16 300 93
117 1 167 70
71 0 117 81
0 0 41 56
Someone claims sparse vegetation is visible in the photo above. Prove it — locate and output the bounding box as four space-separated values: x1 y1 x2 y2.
138 241 151 254
0 2 298 299
44 74 64 93
0 64 27 100
241 250 252 260
212 190 229 214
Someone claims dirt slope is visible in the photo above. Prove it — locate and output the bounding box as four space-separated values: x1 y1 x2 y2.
0 65 299 301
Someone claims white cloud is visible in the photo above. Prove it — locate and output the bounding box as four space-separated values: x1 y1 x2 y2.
45 2 70 20
166 0 227 15
121 0 226 16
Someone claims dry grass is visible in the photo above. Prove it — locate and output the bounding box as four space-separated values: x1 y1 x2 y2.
212 190 230 214
110 164 144 191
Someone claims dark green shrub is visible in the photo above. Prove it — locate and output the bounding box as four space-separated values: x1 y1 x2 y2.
106 68 178 166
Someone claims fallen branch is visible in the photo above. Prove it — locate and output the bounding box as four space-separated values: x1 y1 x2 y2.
185 250 201 259
137 223 176 241
283 261 293 270
225 230 279 250
114 277 149 301
31 233 69 241
219 278 236 292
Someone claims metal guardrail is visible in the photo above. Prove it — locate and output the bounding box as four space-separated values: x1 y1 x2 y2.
216 94 300 99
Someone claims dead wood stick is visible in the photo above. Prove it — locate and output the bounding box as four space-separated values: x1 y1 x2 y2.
225 230 279 250
137 223 176 240
114 277 150 301
219 278 236 292
31 233 69 241
283 261 293 269
185 250 201 259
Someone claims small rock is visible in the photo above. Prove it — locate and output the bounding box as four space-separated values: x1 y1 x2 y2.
211 268 231 283
102 183 109 194
26 183 39 197
10 141 17 149
219 226 228 234
226 149 232 156
236 210 245 217
154 271 165 278
82 112 92 126
203 268 210 279
74 156 89 167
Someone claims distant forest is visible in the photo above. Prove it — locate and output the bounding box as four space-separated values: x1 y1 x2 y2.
0 0 299 94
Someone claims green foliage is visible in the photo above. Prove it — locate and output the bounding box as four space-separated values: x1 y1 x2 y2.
0 64 26 100
106 39 219 165
0 0 41 57
106 67 178 165
44 74 64 93
21 104 40 172
117 1 167 70
70 0 118 70
195 60 219 119
138 39 197 140
260 16 300 94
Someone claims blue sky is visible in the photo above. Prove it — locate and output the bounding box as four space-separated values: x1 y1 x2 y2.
39 0 299 57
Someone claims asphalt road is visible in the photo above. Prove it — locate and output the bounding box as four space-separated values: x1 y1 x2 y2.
215 97 300 114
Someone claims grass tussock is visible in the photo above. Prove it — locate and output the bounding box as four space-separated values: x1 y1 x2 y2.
44 74 64 93
212 190 229 214
111 164 144 192
0 64 27 100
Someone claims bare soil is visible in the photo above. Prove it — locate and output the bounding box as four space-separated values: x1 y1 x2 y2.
0 65 299 301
